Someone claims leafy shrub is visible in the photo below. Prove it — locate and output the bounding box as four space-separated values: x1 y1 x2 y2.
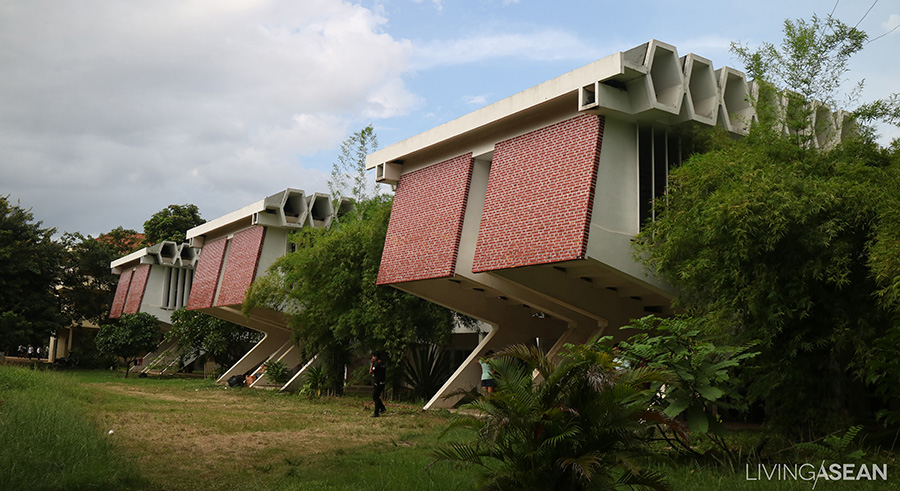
619 315 758 456
403 344 451 401
299 364 328 397
433 339 679 490
264 359 290 385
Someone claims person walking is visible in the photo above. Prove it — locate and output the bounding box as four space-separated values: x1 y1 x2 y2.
369 351 387 417
480 350 496 395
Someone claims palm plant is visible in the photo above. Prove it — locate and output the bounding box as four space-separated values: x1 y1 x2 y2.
433 338 681 490
404 344 452 401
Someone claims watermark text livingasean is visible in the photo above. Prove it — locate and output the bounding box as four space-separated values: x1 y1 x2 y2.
746 462 888 488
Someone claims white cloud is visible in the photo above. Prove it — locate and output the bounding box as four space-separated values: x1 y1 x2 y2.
410 28 605 70
0 0 416 235
462 94 489 105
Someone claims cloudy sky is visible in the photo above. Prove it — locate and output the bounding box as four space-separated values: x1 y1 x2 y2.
1 0 898 237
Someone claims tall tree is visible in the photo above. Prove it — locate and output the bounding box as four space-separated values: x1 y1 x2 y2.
328 125 380 214
95 312 161 378
143 204 205 245
636 15 900 436
245 196 461 395
59 228 144 328
731 14 899 145
0 196 66 353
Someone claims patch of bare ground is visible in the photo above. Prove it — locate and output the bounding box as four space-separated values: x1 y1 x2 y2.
82 380 447 489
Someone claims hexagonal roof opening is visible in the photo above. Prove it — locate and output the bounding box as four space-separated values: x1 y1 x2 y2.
647 42 683 112
281 190 308 225
719 68 753 134
684 54 717 124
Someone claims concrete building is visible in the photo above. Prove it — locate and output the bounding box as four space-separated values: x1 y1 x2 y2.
183 188 345 389
109 189 353 387
107 39 848 401
366 40 848 409
108 241 199 373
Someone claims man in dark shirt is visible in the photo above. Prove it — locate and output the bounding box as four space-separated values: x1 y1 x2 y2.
369 351 387 417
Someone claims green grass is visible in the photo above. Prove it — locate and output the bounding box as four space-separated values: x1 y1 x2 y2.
3 366 899 490
0 366 145 490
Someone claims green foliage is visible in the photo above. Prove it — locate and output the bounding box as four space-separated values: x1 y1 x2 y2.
0 366 145 489
730 13 891 147
0 196 67 353
329 125 380 211
863 315 900 426
265 359 290 385
867 145 900 312
166 308 262 368
619 315 758 449
298 364 328 397
732 14 866 104
433 340 679 490
59 229 142 328
142 203 205 245
245 196 459 395
636 133 898 434
95 312 161 378
403 344 452 401
794 426 867 462
638 12 900 436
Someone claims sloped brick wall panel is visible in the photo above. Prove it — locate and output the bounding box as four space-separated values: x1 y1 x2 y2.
186 236 228 310
377 153 474 285
109 269 133 318
216 226 266 306
123 264 151 314
473 114 604 272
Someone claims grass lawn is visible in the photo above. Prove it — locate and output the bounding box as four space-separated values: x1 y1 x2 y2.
2 365 899 490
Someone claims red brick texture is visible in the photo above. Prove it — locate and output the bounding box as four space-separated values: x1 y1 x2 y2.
187 236 228 310
472 114 604 272
122 264 151 314
216 226 267 306
109 269 133 318
377 153 474 285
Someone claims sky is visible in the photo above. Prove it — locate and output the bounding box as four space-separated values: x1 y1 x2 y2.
1 0 898 238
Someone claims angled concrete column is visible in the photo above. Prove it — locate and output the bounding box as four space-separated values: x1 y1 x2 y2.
221 330 292 384
282 354 321 392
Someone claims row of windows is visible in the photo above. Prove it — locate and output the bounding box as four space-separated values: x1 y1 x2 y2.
637 125 696 225
162 267 193 311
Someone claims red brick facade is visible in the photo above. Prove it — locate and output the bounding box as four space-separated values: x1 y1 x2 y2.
187 236 228 310
109 269 133 318
377 153 474 285
123 264 151 314
216 226 266 306
472 114 604 272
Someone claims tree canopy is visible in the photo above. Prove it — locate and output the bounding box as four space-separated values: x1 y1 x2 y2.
59 228 144 328
0 196 66 353
95 312 161 377
635 14 900 435
143 204 205 245
328 124 379 210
